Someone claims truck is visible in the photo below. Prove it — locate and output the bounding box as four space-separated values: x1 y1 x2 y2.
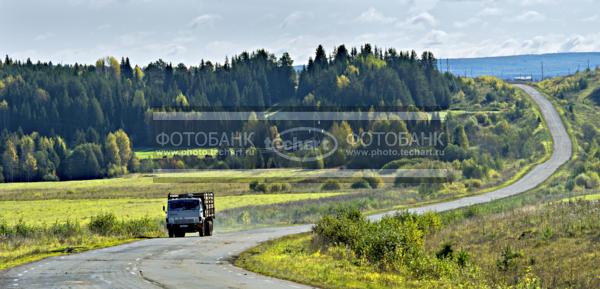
163 192 215 238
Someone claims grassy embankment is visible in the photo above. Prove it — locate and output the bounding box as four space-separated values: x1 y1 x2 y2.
235 73 600 288
237 200 599 289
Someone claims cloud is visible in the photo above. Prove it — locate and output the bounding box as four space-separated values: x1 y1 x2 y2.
453 17 481 28
355 7 396 24
478 7 502 17
519 0 556 6
34 33 54 41
408 12 437 27
118 31 153 46
511 10 546 22
422 30 448 46
281 11 313 28
582 15 598 22
97 24 112 30
189 14 222 29
559 35 585 52
407 0 440 13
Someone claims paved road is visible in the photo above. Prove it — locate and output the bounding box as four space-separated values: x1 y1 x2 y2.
0 85 571 289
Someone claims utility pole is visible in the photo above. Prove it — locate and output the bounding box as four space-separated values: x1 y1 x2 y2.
446 58 449 73
541 61 544 81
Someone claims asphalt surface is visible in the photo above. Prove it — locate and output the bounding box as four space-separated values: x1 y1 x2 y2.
0 85 572 289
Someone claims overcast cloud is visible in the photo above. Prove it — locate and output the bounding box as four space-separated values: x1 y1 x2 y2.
1 0 599 66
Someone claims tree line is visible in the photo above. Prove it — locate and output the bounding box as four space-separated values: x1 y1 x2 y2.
0 129 136 182
0 44 455 147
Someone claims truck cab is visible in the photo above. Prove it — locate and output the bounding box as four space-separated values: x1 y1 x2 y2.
164 192 214 238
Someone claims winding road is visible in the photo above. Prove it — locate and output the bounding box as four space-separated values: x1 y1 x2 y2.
0 85 572 289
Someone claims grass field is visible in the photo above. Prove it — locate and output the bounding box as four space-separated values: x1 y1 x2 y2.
0 193 345 226
0 173 250 201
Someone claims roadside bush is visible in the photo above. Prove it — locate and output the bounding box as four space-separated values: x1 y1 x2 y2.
313 208 443 272
351 179 371 189
313 207 367 250
49 220 82 238
364 176 383 189
0 219 11 237
250 181 292 193
88 213 118 235
14 222 36 238
367 216 424 269
321 180 341 191
573 173 599 189
465 179 483 190
120 217 163 237
462 159 488 179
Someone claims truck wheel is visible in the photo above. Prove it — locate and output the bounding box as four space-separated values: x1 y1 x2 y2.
204 220 213 236
168 229 174 238
198 224 205 237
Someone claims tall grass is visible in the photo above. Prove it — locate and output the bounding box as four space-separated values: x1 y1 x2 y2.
0 213 164 270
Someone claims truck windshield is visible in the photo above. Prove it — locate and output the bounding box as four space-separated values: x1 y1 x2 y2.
168 199 200 211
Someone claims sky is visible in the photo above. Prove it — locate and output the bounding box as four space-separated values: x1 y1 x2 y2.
1 0 600 66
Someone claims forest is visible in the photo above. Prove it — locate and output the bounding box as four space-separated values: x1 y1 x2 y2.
0 44 546 183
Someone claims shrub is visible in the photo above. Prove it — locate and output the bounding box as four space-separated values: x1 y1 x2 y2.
89 213 118 235
496 245 523 272
120 217 162 237
351 179 371 189
49 220 82 238
140 159 155 172
250 181 292 193
249 180 259 191
465 179 483 189
364 176 383 189
573 173 598 189
255 183 268 193
456 250 470 268
313 207 367 252
462 159 487 179
321 180 341 191
313 209 441 272
14 222 36 238
436 243 454 260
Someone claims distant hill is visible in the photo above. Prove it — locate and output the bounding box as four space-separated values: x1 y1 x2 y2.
441 52 600 81
295 52 600 81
